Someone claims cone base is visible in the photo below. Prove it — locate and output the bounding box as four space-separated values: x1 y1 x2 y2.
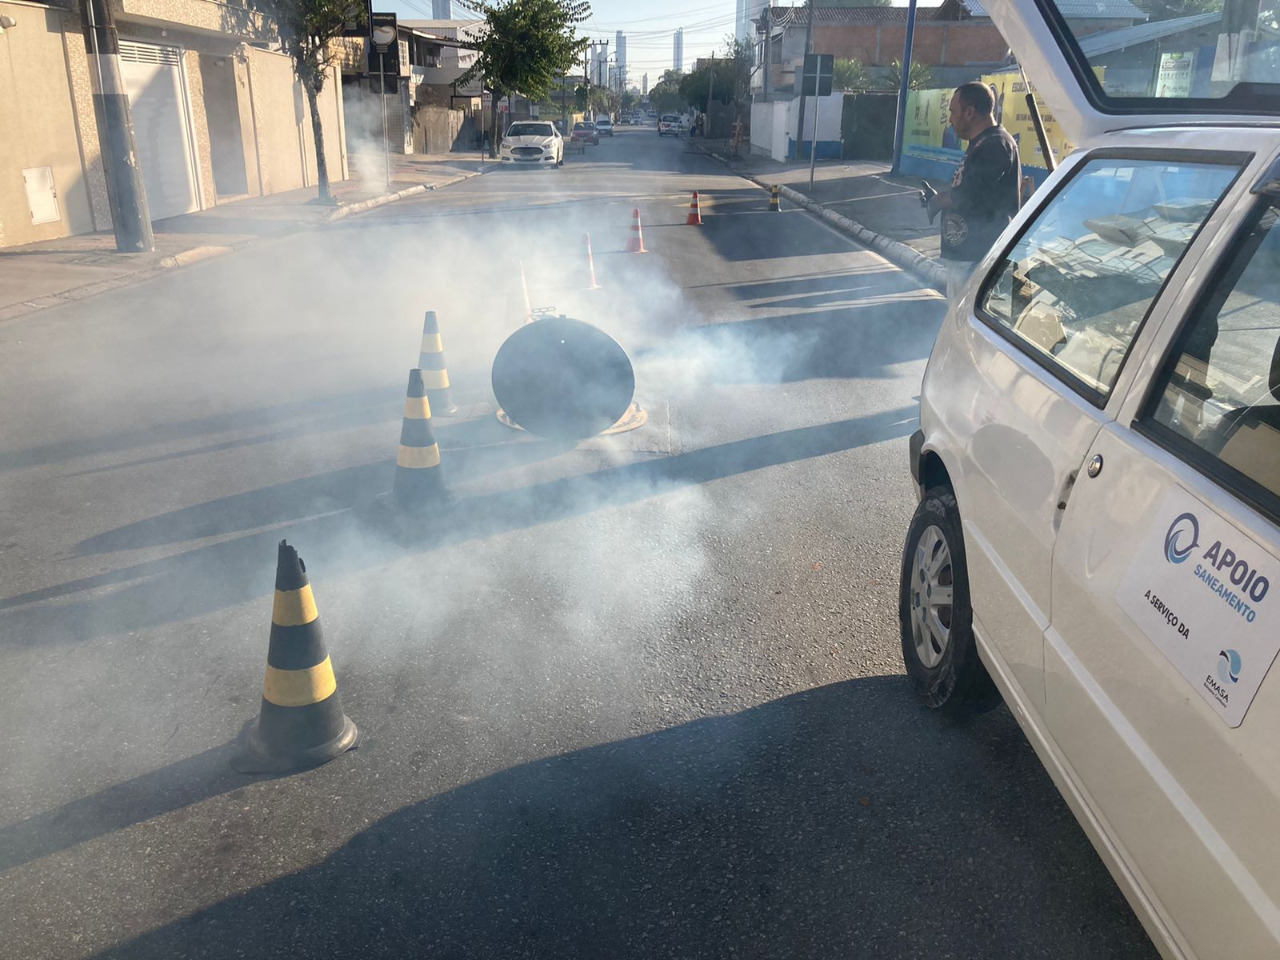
497 402 646 435
232 715 358 774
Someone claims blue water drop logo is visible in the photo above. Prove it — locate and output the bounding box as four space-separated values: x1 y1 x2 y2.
1218 649 1242 685
1165 512 1200 564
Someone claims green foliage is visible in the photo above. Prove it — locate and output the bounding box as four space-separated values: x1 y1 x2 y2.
649 69 686 113
832 57 871 91
881 58 933 91
678 37 752 110
574 84 588 110
459 0 591 103
254 0 365 93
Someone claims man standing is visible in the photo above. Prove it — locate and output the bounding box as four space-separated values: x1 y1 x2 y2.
924 82 1021 300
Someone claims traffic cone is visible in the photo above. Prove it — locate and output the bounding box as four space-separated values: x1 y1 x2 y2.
233 540 358 773
625 208 647 253
685 191 703 225
518 260 533 324
392 368 448 509
583 232 601 290
417 311 457 416
769 184 781 212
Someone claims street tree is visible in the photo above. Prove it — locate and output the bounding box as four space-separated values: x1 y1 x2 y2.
251 0 365 203
880 58 933 91
833 57 872 91
459 0 591 157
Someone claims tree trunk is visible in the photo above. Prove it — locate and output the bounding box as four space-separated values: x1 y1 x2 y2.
305 81 332 203
489 96 502 159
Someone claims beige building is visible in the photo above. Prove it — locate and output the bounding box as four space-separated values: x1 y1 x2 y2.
0 0 349 249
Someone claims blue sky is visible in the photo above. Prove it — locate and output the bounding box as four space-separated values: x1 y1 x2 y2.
385 0 744 81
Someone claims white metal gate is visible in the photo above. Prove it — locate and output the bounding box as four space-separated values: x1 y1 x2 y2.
119 41 200 221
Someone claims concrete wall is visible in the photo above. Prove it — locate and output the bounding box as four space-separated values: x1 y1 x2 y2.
244 48 344 195
0 3 347 248
769 93 844 161
0 1 99 247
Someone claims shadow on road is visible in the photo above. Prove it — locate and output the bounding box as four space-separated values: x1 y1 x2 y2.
0 408 918 646
84 678 1156 960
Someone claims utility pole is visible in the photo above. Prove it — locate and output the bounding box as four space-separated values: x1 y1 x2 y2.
890 0 918 175
762 9 771 102
82 0 153 252
707 53 716 137
794 0 815 161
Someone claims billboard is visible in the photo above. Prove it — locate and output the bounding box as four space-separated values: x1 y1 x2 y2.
900 71 1077 182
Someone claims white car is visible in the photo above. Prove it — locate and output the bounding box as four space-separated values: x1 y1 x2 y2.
595 117 614 136
658 114 680 136
498 121 563 166
902 3 1280 958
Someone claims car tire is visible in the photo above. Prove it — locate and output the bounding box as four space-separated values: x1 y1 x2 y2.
899 487 999 717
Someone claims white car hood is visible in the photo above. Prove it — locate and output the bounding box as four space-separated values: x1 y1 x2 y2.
506 136 555 147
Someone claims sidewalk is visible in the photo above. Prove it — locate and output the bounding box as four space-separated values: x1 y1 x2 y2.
691 138 947 290
0 151 491 323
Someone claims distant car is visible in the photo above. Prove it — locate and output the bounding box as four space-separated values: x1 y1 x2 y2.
571 121 599 146
595 117 614 136
658 114 680 136
498 121 563 167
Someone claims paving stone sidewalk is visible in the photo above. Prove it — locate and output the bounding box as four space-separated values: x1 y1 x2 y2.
0 152 491 323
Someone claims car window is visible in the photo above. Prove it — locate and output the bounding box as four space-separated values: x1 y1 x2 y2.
507 123 552 138
979 155 1241 401
1042 0 1280 113
1146 201 1280 511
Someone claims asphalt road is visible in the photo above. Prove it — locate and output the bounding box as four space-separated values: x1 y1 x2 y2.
0 127 1158 960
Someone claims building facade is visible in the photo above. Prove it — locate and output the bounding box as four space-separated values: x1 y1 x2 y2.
673 28 683 71
615 30 626 90
0 0 348 249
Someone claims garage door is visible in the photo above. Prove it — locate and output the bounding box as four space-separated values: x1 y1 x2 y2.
119 41 200 221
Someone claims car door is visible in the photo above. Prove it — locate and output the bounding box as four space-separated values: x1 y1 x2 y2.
927 145 1243 715
1047 147 1280 959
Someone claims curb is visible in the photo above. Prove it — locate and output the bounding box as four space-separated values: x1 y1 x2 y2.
691 143 947 293
325 167 489 223
159 244 234 269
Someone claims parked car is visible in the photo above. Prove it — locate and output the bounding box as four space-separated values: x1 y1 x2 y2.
658 114 680 136
498 121 563 167
900 3 1280 959
571 121 599 146
595 116 614 136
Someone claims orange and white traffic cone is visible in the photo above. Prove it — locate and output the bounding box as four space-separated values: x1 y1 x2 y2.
625 208 647 253
685 191 703 226
583 232 601 290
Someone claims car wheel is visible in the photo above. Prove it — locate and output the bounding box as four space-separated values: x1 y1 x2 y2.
899 487 999 716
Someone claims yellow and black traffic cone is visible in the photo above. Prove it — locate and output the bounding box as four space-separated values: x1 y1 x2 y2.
417 311 457 416
234 540 358 773
769 184 781 212
392 368 448 509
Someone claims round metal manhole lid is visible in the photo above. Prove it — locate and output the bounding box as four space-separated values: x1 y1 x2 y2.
491 317 635 440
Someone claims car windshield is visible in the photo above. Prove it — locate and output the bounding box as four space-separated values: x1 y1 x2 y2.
506 123 553 138
1043 0 1280 109
661 115 678 122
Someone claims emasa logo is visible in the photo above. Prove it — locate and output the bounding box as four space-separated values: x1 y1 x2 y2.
1218 648 1242 685
1165 512 1200 564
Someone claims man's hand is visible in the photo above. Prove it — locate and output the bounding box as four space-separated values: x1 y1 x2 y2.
919 181 940 224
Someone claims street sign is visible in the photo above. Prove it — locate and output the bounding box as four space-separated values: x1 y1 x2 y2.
368 12 399 76
344 0 372 37
801 54 834 97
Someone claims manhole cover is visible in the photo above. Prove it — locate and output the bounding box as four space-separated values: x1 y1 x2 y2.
491 316 635 440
